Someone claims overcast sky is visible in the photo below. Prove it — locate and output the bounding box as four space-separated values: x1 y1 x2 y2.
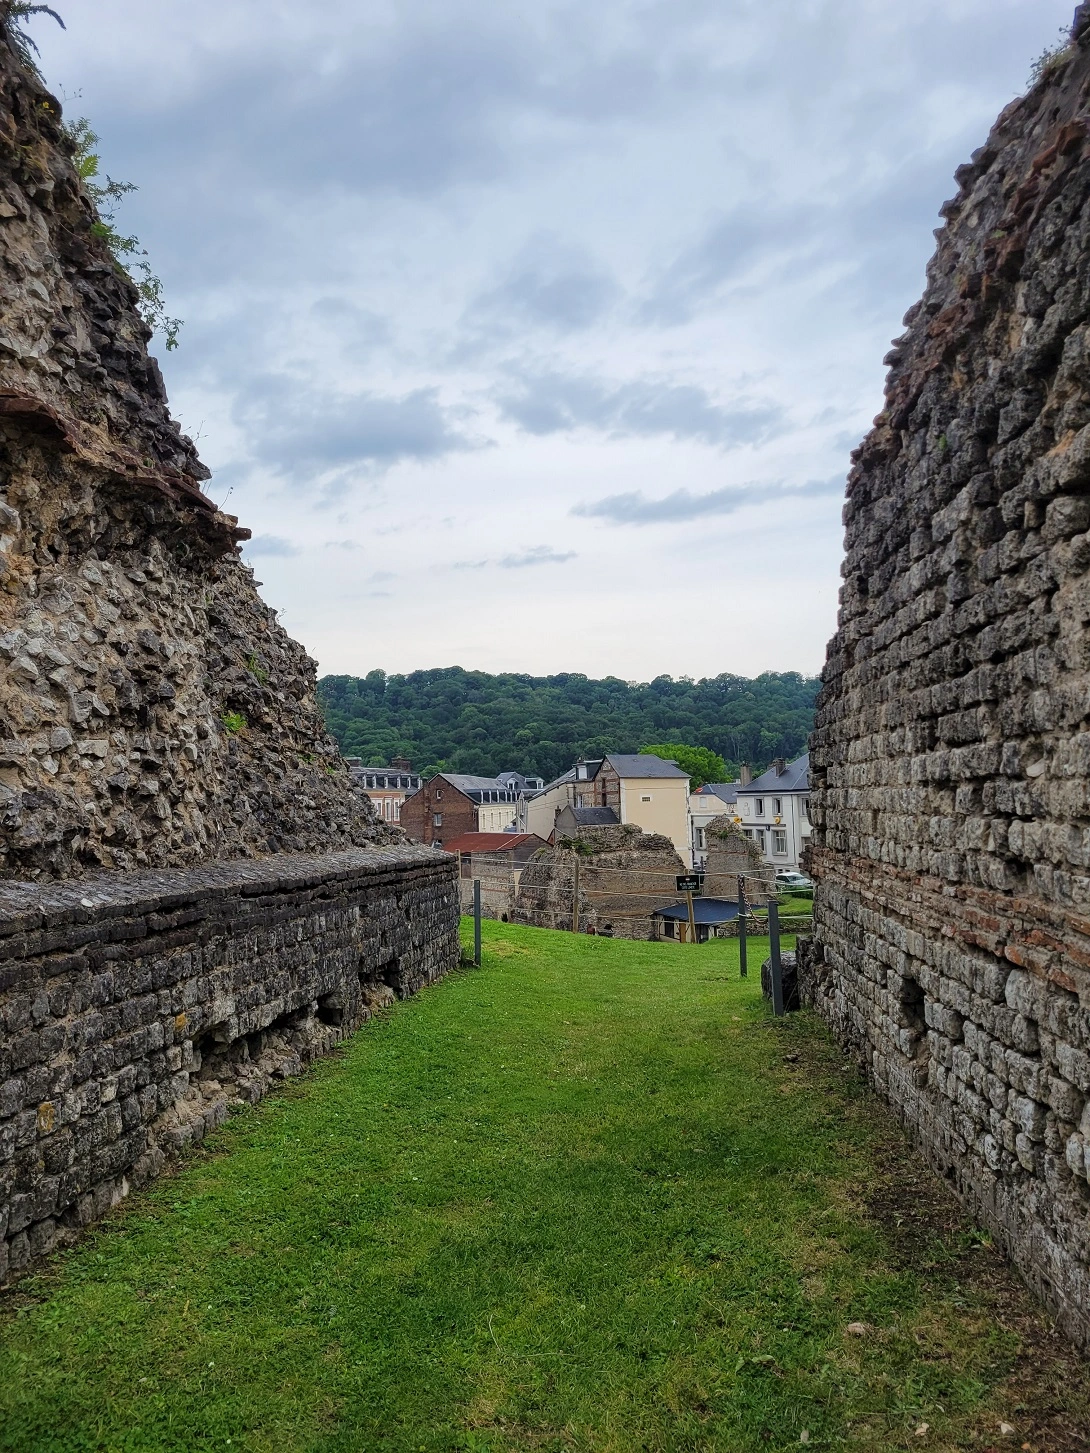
32 0 1073 681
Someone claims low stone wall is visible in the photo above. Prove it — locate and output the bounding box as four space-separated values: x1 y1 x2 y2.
0 846 459 1284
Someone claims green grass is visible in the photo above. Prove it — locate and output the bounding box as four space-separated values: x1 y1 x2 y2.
0 922 1083 1452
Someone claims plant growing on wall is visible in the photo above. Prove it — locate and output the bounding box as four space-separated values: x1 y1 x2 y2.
0 2 183 349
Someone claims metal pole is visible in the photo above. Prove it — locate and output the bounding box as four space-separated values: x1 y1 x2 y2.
737 874 747 978
686 890 697 945
572 850 581 933
473 878 482 966
768 896 784 1016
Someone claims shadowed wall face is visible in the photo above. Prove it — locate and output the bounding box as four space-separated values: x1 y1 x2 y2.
805 7 1090 1350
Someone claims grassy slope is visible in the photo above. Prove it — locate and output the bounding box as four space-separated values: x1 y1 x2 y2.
1 923 1087 1452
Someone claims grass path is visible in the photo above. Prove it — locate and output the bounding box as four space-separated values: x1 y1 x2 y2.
2 922 1088 1452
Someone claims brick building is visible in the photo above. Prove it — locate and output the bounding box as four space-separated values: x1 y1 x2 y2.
400 773 522 847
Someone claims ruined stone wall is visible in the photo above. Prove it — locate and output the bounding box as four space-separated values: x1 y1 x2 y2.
805 6 1090 1348
0 23 396 878
513 824 685 939
0 845 459 1284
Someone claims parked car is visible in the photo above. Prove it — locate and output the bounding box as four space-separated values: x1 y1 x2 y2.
775 870 813 891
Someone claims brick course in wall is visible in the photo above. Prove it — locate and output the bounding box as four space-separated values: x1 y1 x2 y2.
803 6 1090 1349
0 846 459 1285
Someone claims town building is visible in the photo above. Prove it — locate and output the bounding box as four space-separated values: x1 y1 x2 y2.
689 782 740 869
345 757 422 825
400 773 523 847
735 754 811 871
523 753 691 863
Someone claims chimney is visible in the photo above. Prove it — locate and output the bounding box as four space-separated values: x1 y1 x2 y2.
390 755 412 771
739 762 752 786
774 757 786 776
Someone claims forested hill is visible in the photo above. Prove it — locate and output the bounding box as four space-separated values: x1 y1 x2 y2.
318 668 819 783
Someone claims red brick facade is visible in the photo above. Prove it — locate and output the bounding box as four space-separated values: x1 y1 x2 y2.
400 777 477 847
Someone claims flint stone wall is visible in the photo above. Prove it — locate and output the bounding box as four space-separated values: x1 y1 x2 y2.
805 6 1090 1349
0 845 458 1285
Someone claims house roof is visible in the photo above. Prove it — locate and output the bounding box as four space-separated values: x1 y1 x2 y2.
438 773 521 800
694 782 739 805
736 754 810 796
442 832 545 854
559 805 620 826
604 753 689 779
651 898 741 924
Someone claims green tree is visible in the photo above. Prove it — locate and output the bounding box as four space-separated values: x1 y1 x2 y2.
639 743 728 790
318 668 818 783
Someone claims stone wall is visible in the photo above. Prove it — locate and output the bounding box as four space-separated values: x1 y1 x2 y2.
513 823 685 939
0 845 459 1285
0 20 396 878
805 6 1090 1349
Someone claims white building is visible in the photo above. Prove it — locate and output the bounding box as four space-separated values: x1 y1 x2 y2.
689 782 740 870
735 754 811 871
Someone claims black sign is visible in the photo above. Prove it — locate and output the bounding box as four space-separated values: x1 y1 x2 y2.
676 873 704 895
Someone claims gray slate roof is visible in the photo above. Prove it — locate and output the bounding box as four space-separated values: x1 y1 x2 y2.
694 782 739 805
736 754 810 795
604 754 689 779
561 806 620 826
652 898 741 923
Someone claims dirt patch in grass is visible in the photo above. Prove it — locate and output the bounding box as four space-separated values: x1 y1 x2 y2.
778 1016 1090 1453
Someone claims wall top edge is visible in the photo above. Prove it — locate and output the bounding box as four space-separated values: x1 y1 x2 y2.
0 846 454 935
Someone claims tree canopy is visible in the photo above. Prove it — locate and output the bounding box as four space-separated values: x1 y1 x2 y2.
318 668 818 783
639 743 728 790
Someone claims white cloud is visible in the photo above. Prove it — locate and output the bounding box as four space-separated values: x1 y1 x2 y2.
27 0 1075 678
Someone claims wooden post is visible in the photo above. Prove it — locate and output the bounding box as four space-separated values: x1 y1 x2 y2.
737 874 747 978
572 850 581 934
768 897 784 1015
686 890 697 945
473 879 482 967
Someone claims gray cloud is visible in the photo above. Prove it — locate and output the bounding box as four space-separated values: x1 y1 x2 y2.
499 546 577 568
463 234 620 343
497 372 784 446
244 533 301 556
236 377 481 480
572 476 844 525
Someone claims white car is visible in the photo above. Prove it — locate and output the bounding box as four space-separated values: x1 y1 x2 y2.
775 870 813 890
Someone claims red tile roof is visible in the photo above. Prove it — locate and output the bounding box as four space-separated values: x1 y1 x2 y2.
442 832 544 854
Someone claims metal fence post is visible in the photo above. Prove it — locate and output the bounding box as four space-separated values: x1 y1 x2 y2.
768 897 784 1016
572 850 581 934
473 879 482 967
737 874 747 978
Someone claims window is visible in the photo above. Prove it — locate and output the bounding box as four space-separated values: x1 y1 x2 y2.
802 797 810 820
663 919 676 938
773 798 782 815
433 813 443 827
695 827 706 849
753 830 766 854
435 789 442 800
640 794 652 802
772 829 787 854
393 799 401 820
755 798 764 815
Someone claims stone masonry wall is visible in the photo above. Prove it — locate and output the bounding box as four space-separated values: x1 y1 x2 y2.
0 844 459 1285
0 19 397 878
804 6 1090 1349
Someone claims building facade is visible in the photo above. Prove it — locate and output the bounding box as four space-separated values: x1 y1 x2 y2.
689 782 740 869
346 757 423 826
400 773 523 847
735 755 811 871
